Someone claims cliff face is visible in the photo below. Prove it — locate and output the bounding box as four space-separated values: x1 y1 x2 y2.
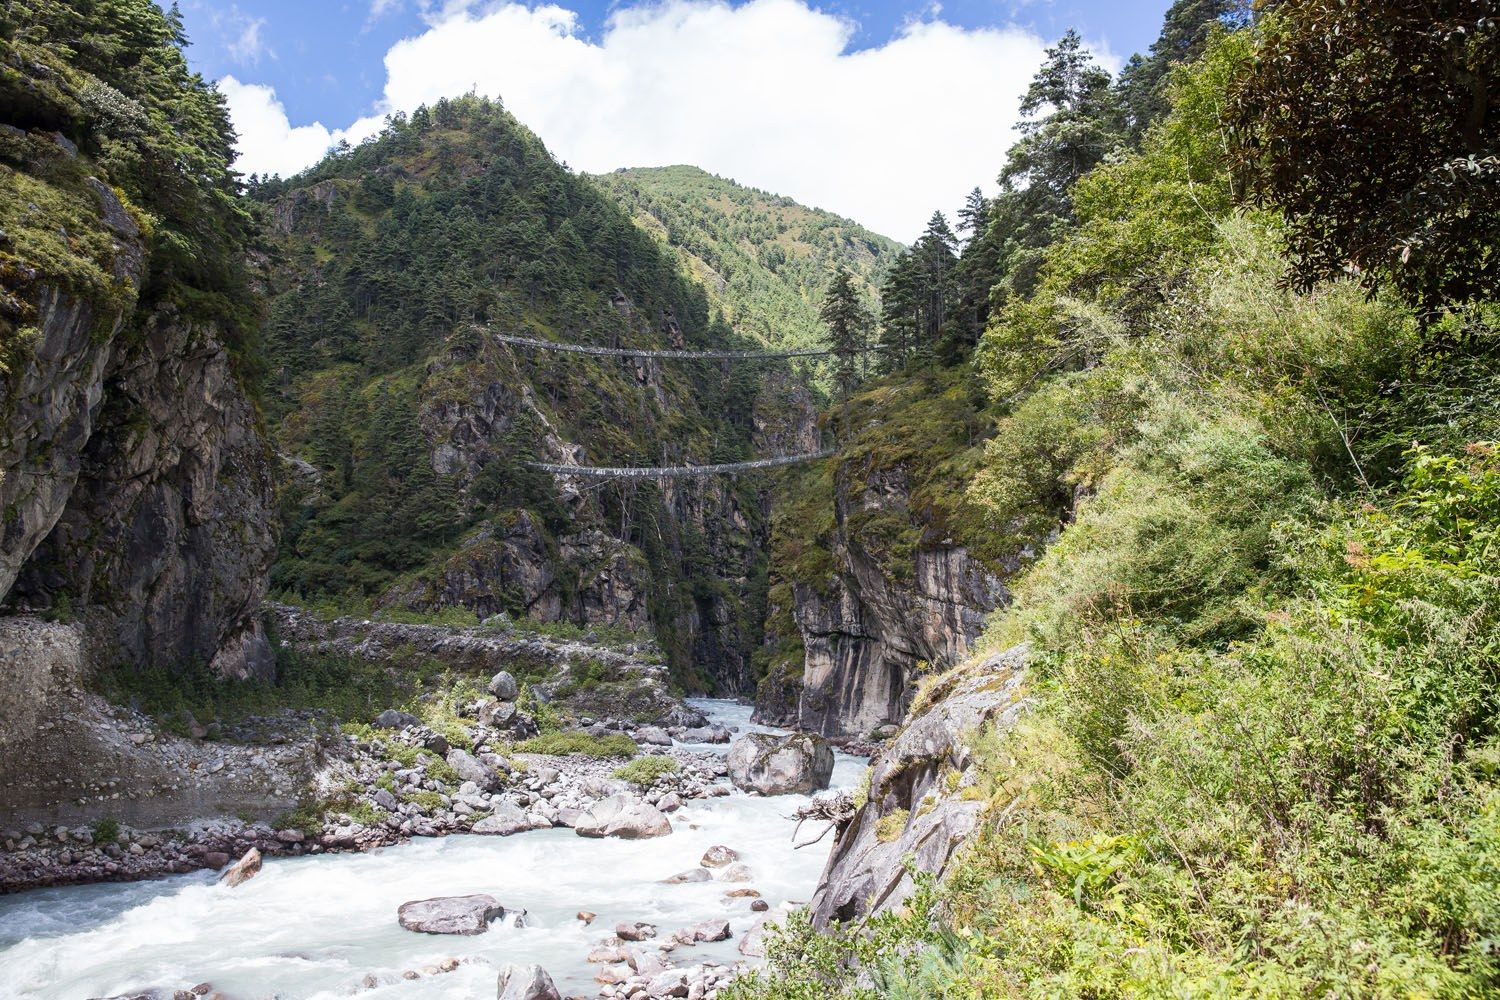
788 471 1009 738
0 130 276 775
10 304 278 678
756 367 1013 738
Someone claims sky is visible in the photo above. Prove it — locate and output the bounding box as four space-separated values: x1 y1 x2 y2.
180 0 1172 240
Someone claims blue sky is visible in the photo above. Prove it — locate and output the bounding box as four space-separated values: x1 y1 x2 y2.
182 0 1172 238
181 1 1169 128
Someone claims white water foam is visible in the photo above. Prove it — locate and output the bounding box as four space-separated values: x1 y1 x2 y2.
0 699 863 1000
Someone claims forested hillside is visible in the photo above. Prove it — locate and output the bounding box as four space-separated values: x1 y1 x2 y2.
735 0 1500 995
592 166 900 369
252 97 822 691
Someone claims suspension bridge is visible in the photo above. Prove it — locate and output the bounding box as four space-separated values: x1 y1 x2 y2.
491 329 844 479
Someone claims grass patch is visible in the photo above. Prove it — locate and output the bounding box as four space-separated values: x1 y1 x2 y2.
515 731 638 759
613 756 679 787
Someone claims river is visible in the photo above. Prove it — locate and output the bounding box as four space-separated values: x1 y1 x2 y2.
0 700 863 1000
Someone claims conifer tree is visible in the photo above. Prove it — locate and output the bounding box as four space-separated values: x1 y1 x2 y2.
1117 0 1253 140
990 29 1122 298
820 269 872 398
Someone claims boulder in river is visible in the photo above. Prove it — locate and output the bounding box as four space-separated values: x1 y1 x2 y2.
726 732 834 795
219 847 261 887
692 918 731 942
574 793 672 839
496 962 560 1000
700 845 738 868
616 921 657 941
661 867 711 884
398 894 507 935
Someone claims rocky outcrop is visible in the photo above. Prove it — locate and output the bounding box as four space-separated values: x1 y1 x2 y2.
496 963 561 1000
0 132 278 817
763 463 1011 739
726 732 834 795
10 304 278 679
0 625 324 828
809 646 1027 926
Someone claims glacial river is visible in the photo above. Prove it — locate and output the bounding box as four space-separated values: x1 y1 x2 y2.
0 700 863 1000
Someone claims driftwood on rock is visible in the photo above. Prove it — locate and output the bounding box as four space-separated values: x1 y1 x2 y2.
790 790 858 848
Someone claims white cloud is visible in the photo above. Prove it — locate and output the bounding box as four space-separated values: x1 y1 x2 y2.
228 16 269 63
220 77 347 177
223 0 1090 238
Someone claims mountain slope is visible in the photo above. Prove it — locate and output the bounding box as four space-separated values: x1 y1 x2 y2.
592 166 901 360
255 97 818 692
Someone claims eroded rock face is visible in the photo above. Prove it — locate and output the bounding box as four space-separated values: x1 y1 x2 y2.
573 793 672 839
759 464 1012 739
810 646 1028 927
726 732 833 795
398 894 508 935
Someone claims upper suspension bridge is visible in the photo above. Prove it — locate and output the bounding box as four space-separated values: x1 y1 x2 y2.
490 329 849 479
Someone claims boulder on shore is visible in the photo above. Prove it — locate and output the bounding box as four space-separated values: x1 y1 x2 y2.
397 894 507 935
472 800 530 835
726 732 834 795
488 671 519 701
574 793 672 839
447 748 502 792
496 962 561 1000
374 708 420 729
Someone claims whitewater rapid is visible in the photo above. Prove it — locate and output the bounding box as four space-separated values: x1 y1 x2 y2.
0 700 863 1000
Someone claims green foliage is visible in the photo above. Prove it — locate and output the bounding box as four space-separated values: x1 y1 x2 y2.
0 0 258 369
514 731 638 759
613 755 680 787
90 818 120 845
746 7 1500 999
1227 0 1500 311
94 645 419 729
593 164 899 378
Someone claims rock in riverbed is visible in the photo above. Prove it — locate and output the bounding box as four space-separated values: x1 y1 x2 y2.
700 844 738 868
471 800 530 835
496 962 560 1000
726 732 834 795
574 793 672 839
398 894 508 935
219 847 261 887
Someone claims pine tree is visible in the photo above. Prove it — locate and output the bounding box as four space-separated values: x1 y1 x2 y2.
991 29 1122 298
820 269 872 398
957 188 989 245
1117 0 1254 140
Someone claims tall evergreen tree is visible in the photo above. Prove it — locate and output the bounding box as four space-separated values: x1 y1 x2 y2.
820 270 872 398
1117 0 1254 140
990 29 1123 299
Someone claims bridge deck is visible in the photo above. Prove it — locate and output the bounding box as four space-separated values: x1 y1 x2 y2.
528 450 836 478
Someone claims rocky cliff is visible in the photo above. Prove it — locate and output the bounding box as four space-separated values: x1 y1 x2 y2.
0 8 279 815
756 366 1014 738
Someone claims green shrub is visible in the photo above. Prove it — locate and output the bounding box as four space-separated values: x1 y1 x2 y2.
90 818 120 845
515 731 638 759
613 756 679 787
